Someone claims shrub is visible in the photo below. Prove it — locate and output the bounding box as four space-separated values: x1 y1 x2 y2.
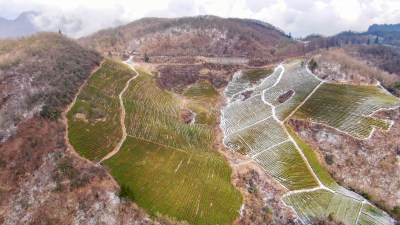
309 58 318 72
17 168 25 175
40 105 61 121
392 206 400 219
324 154 334 165
119 184 135 201
248 187 257 193
362 192 371 200
262 205 272 214
0 159 6 168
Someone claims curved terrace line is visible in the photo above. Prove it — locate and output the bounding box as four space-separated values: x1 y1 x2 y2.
99 63 139 163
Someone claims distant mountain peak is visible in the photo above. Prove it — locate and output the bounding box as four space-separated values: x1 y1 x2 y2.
0 11 40 39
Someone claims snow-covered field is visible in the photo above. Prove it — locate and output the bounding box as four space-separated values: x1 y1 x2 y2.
221 59 397 224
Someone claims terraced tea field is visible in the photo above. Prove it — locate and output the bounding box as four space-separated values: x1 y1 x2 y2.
103 137 241 225
183 79 219 104
68 60 242 224
67 59 136 161
294 82 399 139
221 59 398 224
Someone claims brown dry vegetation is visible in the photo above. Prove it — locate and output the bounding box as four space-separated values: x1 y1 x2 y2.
0 32 155 224
0 32 101 142
0 117 152 224
343 45 400 95
79 16 343 67
311 214 345 225
309 47 400 86
277 90 294 103
156 63 242 90
79 16 286 59
344 45 400 76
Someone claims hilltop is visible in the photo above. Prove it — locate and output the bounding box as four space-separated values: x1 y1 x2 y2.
79 16 298 60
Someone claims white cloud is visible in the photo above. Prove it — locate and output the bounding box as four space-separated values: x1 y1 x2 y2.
331 0 361 21
1 0 400 38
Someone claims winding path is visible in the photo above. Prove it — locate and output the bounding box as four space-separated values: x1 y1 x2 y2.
100 63 139 163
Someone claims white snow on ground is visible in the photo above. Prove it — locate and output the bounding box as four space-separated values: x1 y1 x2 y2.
221 60 395 225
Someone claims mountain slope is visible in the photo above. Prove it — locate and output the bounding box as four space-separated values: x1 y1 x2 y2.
67 60 243 224
79 16 291 59
0 32 101 142
0 32 155 224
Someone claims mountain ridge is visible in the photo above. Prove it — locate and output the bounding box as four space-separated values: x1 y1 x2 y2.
78 15 292 60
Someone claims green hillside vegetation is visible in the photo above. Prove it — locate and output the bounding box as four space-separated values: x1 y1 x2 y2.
68 61 242 224
122 70 216 156
261 60 322 121
187 104 217 127
222 63 321 191
225 115 319 190
67 59 136 161
103 137 241 224
183 79 219 103
242 69 273 84
358 204 394 225
286 124 337 188
294 83 400 139
183 79 219 126
283 189 363 225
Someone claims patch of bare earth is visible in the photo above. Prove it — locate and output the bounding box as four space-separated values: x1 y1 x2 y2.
0 117 152 224
179 109 195 124
277 90 294 103
156 63 242 90
288 108 400 213
213 97 301 225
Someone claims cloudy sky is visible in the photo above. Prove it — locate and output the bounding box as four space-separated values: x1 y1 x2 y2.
1 0 400 38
